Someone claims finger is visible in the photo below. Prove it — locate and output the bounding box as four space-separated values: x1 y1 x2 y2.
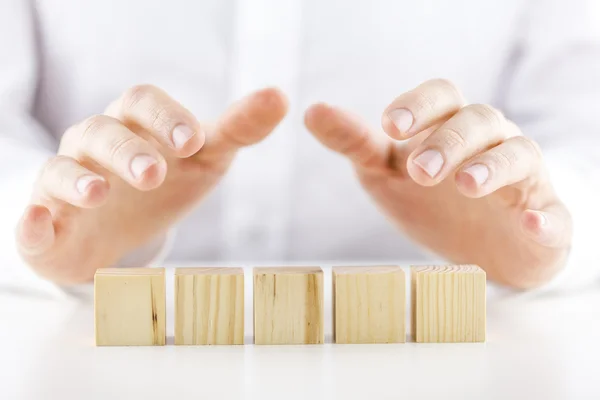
199 87 288 158
105 84 205 157
34 156 109 208
455 135 542 197
520 205 572 249
61 115 167 190
16 205 55 257
382 78 466 140
304 102 391 170
408 104 519 186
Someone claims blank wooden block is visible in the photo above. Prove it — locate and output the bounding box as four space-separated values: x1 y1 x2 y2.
94 268 166 346
411 265 486 343
254 267 324 345
174 267 244 345
333 266 406 344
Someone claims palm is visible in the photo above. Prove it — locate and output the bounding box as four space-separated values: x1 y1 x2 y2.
358 163 559 284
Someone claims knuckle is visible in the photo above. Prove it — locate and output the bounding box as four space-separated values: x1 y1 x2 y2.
467 104 505 129
121 84 158 110
41 156 69 177
122 84 176 135
147 105 175 134
489 148 516 170
108 135 139 162
437 126 469 151
429 78 464 102
412 78 463 115
80 115 113 142
429 78 460 95
413 89 438 115
516 136 543 159
39 156 74 191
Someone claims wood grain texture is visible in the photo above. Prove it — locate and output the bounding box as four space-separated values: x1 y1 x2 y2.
174 267 244 345
253 267 324 345
94 268 166 346
411 265 486 343
333 266 405 344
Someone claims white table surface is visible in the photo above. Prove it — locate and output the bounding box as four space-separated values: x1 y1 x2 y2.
2 266 600 400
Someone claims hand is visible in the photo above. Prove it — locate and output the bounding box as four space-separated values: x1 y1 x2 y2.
17 85 288 284
305 79 571 289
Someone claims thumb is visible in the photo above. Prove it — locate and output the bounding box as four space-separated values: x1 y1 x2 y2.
304 103 392 169
304 102 392 171
198 87 289 159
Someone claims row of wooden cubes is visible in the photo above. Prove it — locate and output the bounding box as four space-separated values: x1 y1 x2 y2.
94 265 486 346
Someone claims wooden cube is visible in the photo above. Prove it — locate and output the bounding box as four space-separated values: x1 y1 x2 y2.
174 267 244 345
333 266 406 344
411 265 486 343
253 267 324 345
94 268 166 346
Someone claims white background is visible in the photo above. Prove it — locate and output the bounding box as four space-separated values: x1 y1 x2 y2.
1 2 599 399
2 266 600 400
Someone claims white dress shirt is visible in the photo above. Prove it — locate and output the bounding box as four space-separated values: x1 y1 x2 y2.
0 0 599 295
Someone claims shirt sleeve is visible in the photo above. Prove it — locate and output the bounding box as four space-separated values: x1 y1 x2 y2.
499 0 600 291
0 1 172 298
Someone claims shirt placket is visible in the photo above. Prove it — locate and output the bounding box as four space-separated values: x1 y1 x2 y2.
221 0 302 261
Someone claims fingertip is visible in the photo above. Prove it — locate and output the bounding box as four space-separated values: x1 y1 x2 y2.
18 205 54 250
79 177 110 207
521 209 547 236
406 169 435 187
381 113 400 140
455 170 475 192
253 87 289 120
196 129 206 150
381 108 415 140
520 209 563 248
168 122 207 158
304 102 333 131
523 205 572 249
211 87 289 153
173 127 207 159
455 169 486 198
132 156 168 191
143 161 167 190
406 152 442 187
24 204 52 223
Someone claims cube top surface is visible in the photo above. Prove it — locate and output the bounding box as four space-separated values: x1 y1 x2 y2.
412 265 484 275
175 267 244 276
95 267 165 276
333 266 403 275
253 266 322 275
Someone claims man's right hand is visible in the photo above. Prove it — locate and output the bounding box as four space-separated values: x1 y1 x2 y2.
16 85 288 285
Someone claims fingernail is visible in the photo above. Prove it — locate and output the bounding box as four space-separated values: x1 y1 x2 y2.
172 124 195 149
522 210 547 231
130 154 157 180
533 210 548 226
76 175 104 195
462 164 489 186
387 108 414 136
522 210 551 244
413 149 444 178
